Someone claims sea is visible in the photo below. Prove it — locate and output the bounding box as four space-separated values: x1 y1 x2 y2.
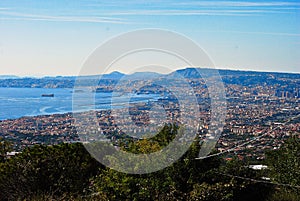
0 88 160 120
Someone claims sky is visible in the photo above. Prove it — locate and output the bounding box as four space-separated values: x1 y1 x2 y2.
0 0 299 76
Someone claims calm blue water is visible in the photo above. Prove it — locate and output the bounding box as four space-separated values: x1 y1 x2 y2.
0 88 159 120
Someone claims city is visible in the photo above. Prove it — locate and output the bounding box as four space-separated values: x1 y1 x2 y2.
1 68 299 162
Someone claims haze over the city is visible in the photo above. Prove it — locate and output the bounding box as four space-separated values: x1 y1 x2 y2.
0 0 299 76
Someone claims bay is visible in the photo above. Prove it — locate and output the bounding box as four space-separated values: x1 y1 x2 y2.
0 88 160 120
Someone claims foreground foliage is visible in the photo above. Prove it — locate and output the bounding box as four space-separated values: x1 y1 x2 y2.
0 143 101 200
0 126 299 200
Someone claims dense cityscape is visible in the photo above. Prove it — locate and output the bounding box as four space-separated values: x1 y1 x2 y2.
1 68 299 162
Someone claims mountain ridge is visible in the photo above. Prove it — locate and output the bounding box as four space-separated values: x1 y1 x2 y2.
2 67 300 79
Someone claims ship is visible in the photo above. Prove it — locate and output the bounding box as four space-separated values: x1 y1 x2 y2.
41 94 54 97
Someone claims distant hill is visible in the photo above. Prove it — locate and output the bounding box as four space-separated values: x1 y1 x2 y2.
171 68 219 78
124 72 163 80
102 71 125 79
172 68 300 79
0 68 299 88
0 75 19 79
71 71 125 80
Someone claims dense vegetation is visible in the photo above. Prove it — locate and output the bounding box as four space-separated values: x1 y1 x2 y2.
0 126 299 201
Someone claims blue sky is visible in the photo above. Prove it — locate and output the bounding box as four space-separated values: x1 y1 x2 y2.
0 0 299 76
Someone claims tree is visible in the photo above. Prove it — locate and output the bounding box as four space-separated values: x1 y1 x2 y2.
265 135 300 201
91 124 224 200
0 137 12 163
266 135 300 186
0 143 101 200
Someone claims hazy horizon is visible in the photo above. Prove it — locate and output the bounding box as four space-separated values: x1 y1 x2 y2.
1 66 300 78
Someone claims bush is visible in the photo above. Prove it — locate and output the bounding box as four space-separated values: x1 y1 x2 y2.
0 143 101 200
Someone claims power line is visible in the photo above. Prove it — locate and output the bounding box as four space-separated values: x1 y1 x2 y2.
195 113 300 160
214 171 300 189
194 114 300 189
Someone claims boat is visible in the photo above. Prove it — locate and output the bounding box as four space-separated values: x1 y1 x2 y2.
94 87 113 93
41 94 54 97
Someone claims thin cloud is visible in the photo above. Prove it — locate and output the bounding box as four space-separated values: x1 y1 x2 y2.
174 1 300 7
0 11 130 24
100 9 291 16
197 30 300 37
1 1 298 22
231 31 300 37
